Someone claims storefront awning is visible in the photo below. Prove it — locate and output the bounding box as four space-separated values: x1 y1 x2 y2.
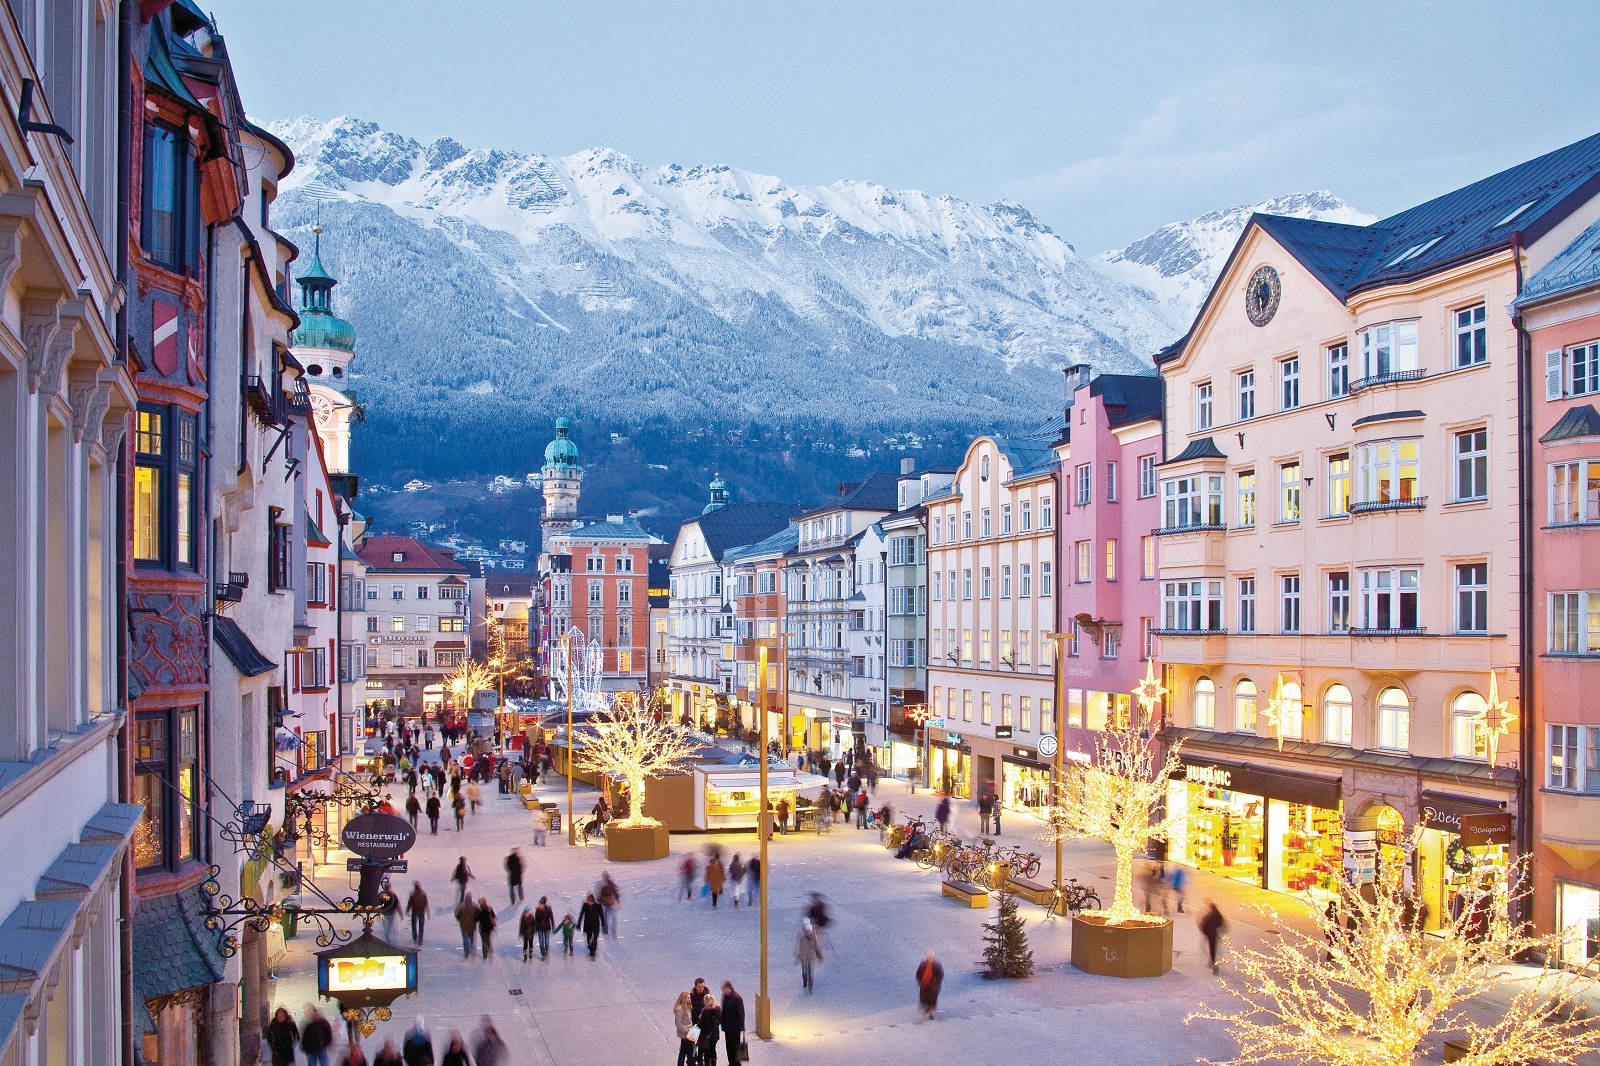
131 884 226 1024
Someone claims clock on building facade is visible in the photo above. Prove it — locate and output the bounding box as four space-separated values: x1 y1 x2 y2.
1245 264 1281 327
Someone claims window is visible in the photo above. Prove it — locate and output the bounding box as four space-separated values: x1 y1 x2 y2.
1549 725 1581 790
1040 498 1052 528
1040 562 1052 597
1277 681 1304 741
1328 343 1350 398
963 691 973 722
1076 540 1092 582
134 408 165 564
306 562 328 605
1323 684 1352 745
616 554 634 573
1019 564 1032 597
1360 568 1420 630
1020 501 1032 531
1105 540 1117 581
1454 304 1487 368
1279 356 1300 410
1021 697 1032 732
1358 321 1420 381
1196 382 1213 430
1376 687 1411 751
1452 692 1489 760
1561 342 1600 398
1453 429 1487 502
1279 462 1301 523
948 571 957 599
1000 505 1012 534
1106 462 1119 503
392 615 406 632
439 616 465 633
1162 474 1224 529
1141 617 1155 659
1102 626 1120 659
267 508 291 592
981 567 992 598
365 615 378 633
1328 572 1351 633
1193 678 1216 729
947 515 957 543
392 585 405 601
1549 591 1600 653
1139 455 1157 499
999 630 1011 663
963 512 972 539
133 406 196 568
1076 463 1092 506
963 569 973 599
1000 566 1012 598
588 580 603 605
619 581 632 605
1237 370 1256 420
1142 536 1156 580
1280 574 1301 633
1237 470 1256 528
1237 577 1256 634
391 650 405 667
1455 563 1488 633
142 123 189 269
962 629 973 661
1356 440 1421 505
416 585 429 600
1234 680 1258 733
1000 694 1013 728
132 709 199 871
981 693 993 724
1327 454 1350 517
1019 630 1031 664
1162 580 1222 632
981 508 992 537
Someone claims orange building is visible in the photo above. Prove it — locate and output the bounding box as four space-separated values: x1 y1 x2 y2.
545 515 658 692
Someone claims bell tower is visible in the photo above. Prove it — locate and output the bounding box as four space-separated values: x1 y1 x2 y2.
291 224 359 473
541 416 582 546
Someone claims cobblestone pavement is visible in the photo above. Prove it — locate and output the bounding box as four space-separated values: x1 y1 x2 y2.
267 753 1564 1065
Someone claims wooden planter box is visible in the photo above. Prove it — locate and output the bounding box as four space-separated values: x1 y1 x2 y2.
1070 913 1173 978
605 822 670 862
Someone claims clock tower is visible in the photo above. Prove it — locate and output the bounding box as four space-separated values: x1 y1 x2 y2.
292 225 359 472
541 417 583 548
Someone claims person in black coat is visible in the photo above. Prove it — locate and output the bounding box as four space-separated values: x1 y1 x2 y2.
265 1007 299 1066
424 794 441 835
696 994 723 1066
577 893 605 957
720 981 746 1065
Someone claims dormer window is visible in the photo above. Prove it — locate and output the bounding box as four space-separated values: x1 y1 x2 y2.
392 551 404 563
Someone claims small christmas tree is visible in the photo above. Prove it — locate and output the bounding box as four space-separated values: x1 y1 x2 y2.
981 890 1035 979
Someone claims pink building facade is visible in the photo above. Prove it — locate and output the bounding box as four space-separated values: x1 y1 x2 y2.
1055 367 1165 772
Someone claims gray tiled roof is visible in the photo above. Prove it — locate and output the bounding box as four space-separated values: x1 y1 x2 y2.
1518 215 1600 307
213 617 276 678
687 503 799 561
799 472 901 517
1162 436 1227 464
131 883 226 1008
723 523 799 563
1540 403 1600 443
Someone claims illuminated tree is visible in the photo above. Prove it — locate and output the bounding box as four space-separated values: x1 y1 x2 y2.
1189 840 1600 1066
576 703 698 828
443 659 497 710
1040 660 1182 925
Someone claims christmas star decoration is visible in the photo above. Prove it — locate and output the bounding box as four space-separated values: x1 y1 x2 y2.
1132 658 1167 727
1260 673 1291 751
1471 669 1516 766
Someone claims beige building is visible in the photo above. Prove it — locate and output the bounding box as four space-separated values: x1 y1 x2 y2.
1154 133 1600 921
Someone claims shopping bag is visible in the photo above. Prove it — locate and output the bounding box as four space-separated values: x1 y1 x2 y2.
685 1025 700 1043
739 1036 750 1061
700 882 710 898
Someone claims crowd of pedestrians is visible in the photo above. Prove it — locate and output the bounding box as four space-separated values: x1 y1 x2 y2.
671 978 745 1066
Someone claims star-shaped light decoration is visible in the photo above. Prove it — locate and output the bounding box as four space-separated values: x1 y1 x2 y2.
1132 658 1167 730
904 704 930 726
1259 673 1292 752
1472 669 1517 766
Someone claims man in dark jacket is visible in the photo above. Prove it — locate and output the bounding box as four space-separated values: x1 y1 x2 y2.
578 893 605 957
424 794 441 835
401 1018 433 1066
265 1007 298 1066
300 1009 334 1066
406 881 429 943
505 848 524 905
720 981 746 1065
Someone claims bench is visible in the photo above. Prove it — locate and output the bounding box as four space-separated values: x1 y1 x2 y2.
520 785 540 810
1005 874 1055 907
941 880 988 908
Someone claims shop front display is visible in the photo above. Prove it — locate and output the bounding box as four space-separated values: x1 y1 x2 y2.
1001 751 1052 813
889 739 921 780
1558 881 1600 970
1416 793 1515 932
928 737 970 797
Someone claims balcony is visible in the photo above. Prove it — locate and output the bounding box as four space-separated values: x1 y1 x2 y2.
1155 522 1227 536
1541 790 1600 856
1348 497 1427 516
1349 367 1426 392
1349 627 1427 637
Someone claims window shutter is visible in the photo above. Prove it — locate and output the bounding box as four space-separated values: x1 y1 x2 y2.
1547 349 1565 400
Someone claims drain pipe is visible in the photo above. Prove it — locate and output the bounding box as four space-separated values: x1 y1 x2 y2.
1510 232 1535 894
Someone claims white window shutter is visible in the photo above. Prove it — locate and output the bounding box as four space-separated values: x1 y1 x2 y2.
1547 349 1565 400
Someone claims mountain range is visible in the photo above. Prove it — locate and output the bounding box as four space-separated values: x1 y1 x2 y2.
266 116 1366 536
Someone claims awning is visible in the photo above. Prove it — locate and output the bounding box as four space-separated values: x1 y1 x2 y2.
212 617 276 677
131 884 225 1022
433 640 466 649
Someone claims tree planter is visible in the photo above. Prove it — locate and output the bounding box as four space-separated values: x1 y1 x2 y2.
605 823 670 862
1070 913 1173 978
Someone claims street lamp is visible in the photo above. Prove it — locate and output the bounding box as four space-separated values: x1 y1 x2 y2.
755 641 773 1040
1043 631 1070 917
563 629 576 846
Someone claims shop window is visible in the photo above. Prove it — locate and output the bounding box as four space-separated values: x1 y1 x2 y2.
1234 680 1258 733
1323 684 1352 745
1376 687 1411 752
1557 882 1600 970
1193 678 1216 728
1451 692 1489 760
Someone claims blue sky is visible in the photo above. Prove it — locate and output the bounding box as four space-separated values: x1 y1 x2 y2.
210 0 1600 253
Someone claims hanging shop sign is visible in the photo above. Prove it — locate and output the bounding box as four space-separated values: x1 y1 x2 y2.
1179 757 1341 809
994 725 1013 739
340 812 416 862
1419 792 1513 845
316 931 418 1010
1037 735 1058 758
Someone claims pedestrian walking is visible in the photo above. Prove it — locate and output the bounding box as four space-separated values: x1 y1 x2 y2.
476 895 496 959
877 802 895 841
404 793 421 829
473 1019 506 1066
977 791 993 835
338 1040 368 1066
505 849 524 905
454 897 478 958
424 794 441 835
1199 900 1226 974
991 800 1001 835
728 854 745 908
406 882 428 943
1169 864 1187 913
680 854 699 900
402 1017 434 1066
578 893 604 958
720 981 746 1066
915 951 944 1019
533 896 554 958
934 795 951 833
531 804 550 846
697 994 723 1066
466 779 482 814
425 726 434 749
381 883 400 941
439 1033 469 1066
451 857 474 903
745 856 760 907
854 789 868 829
266 1007 299 1066
598 872 621 938
519 908 536 962
833 761 845 787
795 919 822 992
557 912 576 956
776 797 790 834
451 792 466 831
301 1009 334 1066
706 854 726 907
672 991 696 1066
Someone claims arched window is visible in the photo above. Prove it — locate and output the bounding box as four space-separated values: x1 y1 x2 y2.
981 455 991 481
1377 687 1411 752
1451 691 1488 760
1193 677 1216 729
1278 681 1303 741
1234 679 1258 733
1323 684 1352 745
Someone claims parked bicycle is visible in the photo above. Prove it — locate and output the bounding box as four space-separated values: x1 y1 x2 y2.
1056 877 1102 913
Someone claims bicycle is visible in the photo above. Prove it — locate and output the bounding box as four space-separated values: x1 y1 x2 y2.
575 815 607 846
1056 878 1101 914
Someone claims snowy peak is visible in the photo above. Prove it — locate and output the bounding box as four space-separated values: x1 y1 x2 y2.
1095 190 1374 330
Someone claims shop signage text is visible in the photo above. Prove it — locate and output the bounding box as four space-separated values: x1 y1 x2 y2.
995 725 1013 738
341 812 417 861
1180 757 1341 809
1187 764 1232 789
1419 796 1514 846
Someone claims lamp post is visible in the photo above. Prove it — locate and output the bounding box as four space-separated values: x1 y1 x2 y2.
1043 631 1070 917
756 642 773 1040
564 630 576 846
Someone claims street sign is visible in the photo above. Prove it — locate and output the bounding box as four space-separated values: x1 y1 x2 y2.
1038 735 1058 757
347 859 407 873
924 718 945 728
341 812 416 861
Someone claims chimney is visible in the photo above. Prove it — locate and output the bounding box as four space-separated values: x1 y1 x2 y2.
606 513 624 523
1065 363 1094 397
900 457 915 476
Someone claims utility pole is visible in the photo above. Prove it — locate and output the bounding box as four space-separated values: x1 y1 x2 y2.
756 642 772 1040
1044 630 1069 917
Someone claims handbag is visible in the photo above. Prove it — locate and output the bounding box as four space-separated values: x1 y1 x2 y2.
685 1025 701 1043
739 1036 750 1061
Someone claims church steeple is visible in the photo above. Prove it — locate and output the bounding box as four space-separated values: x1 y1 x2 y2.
293 223 355 353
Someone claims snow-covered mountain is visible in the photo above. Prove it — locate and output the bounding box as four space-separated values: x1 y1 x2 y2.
1094 192 1376 332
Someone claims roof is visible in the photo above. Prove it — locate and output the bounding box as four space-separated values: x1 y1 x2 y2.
305 514 330 547
989 434 1057 482
488 573 538 597
724 522 800 564
1518 215 1600 307
1352 409 1427 428
1164 131 1600 361
800 472 901 517
554 514 656 543
1540 403 1600 443
685 502 799 561
1084 372 1164 429
1162 436 1227 464
357 535 469 574
212 618 276 677
131 884 226 1017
